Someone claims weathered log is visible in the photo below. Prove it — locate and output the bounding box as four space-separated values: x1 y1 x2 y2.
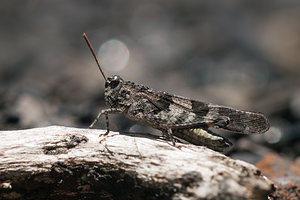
0 126 274 200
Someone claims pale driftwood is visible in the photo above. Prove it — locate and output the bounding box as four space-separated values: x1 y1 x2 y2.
0 126 274 200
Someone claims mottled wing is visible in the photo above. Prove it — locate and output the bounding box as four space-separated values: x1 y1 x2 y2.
204 105 270 134
139 91 269 134
136 90 210 126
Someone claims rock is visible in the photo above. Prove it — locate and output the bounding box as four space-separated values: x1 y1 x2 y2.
0 126 274 200
256 152 300 200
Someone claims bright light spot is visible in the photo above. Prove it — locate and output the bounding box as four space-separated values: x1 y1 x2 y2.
98 39 130 72
264 127 282 144
129 124 143 133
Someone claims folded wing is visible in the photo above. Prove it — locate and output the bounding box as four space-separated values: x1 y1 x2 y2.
138 90 270 134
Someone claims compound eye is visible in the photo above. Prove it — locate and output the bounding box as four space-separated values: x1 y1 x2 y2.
110 80 120 89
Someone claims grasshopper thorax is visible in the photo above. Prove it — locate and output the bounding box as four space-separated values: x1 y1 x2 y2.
104 75 124 107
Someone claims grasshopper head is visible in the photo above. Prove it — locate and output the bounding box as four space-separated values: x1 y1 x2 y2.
104 75 124 107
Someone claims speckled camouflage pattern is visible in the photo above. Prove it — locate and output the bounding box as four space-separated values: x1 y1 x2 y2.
91 75 270 152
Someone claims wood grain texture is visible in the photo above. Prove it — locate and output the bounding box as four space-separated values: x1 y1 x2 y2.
0 126 274 200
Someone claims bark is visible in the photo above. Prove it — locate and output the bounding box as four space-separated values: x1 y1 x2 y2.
0 126 274 200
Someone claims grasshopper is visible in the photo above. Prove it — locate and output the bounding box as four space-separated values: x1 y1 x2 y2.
83 33 270 152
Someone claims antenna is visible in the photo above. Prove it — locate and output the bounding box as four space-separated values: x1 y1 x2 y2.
83 33 107 81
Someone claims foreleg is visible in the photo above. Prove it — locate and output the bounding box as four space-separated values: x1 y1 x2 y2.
89 108 122 136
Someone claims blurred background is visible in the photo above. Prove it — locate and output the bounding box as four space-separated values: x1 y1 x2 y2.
0 1 299 196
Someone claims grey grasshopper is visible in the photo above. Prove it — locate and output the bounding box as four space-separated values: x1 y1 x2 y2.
83 33 270 152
